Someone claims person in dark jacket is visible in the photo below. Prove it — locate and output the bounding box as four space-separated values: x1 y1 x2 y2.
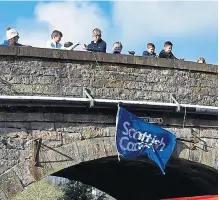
84 28 106 53
142 43 156 57
159 41 183 60
0 27 31 47
112 41 123 54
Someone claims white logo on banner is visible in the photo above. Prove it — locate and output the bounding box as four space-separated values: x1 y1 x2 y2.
119 121 166 152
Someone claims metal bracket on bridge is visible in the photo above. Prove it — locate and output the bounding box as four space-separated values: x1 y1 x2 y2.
33 138 42 167
177 133 199 150
83 88 94 107
170 94 180 112
190 132 199 150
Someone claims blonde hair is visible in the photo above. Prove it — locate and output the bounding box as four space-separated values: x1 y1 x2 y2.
197 57 206 64
113 41 123 49
92 28 102 36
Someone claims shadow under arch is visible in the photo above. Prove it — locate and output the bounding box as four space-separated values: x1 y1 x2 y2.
53 156 218 200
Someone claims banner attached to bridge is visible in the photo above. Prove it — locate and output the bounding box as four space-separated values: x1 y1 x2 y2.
115 107 176 175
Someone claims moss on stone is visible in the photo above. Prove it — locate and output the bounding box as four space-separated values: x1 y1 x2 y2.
105 81 122 88
194 87 201 96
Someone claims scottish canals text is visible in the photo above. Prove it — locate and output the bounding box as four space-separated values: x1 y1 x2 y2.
118 121 166 152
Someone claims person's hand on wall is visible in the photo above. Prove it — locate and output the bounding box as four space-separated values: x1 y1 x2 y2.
21 45 31 47
83 44 88 50
64 42 73 48
76 42 80 46
128 51 135 55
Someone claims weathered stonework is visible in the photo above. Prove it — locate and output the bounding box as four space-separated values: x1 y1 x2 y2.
0 47 217 199
0 47 217 106
0 111 217 200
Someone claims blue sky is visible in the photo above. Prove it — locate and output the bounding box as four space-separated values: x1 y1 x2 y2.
0 1 218 64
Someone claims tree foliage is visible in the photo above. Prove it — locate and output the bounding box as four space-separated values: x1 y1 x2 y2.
59 180 107 200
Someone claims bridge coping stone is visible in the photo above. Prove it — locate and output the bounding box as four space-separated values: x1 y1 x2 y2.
0 46 217 73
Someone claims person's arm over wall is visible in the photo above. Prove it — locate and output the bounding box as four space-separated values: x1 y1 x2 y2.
17 43 32 47
0 40 9 46
87 43 104 52
46 41 54 49
64 43 80 50
100 41 106 53
159 50 167 58
142 51 150 57
170 52 178 59
0 41 31 47
15 43 24 46
87 41 106 53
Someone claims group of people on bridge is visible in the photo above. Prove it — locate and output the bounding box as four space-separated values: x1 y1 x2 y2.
0 27 206 64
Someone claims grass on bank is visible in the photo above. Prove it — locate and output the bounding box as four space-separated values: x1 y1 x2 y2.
11 180 65 200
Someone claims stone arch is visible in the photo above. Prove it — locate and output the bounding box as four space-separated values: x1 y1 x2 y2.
0 110 217 200
1 135 217 200
0 136 117 200
53 156 218 200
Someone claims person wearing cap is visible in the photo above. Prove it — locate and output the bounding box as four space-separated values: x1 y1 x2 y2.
0 27 31 47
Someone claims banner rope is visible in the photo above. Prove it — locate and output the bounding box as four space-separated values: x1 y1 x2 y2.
183 106 187 128
115 103 121 162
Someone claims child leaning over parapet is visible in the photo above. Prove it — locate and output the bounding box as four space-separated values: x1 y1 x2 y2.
159 41 184 60
197 57 206 64
46 30 80 50
112 42 123 54
0 27 31 47
142 43 156 57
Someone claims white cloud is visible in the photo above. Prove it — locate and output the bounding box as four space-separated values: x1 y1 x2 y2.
15 1 111 51
112 1 218 51
1 1 217 60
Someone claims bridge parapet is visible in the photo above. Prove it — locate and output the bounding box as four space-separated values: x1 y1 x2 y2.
0 46 217 106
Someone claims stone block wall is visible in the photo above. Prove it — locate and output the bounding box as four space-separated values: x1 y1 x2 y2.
0 110 217 199
0 112 218 179
0 47 217 106
0 47 217 199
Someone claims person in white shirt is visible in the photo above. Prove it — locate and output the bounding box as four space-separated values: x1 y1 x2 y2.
46 30 80 50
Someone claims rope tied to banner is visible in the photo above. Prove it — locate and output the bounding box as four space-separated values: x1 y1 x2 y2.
116 103 121 162
183 106 187 128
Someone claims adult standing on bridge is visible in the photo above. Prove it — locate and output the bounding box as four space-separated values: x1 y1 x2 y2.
84 28 107 53
0 27 31 47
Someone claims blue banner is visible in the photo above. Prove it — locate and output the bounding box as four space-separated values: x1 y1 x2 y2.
116 107 176 174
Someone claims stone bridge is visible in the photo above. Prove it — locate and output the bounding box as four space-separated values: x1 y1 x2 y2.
0 47 218 200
